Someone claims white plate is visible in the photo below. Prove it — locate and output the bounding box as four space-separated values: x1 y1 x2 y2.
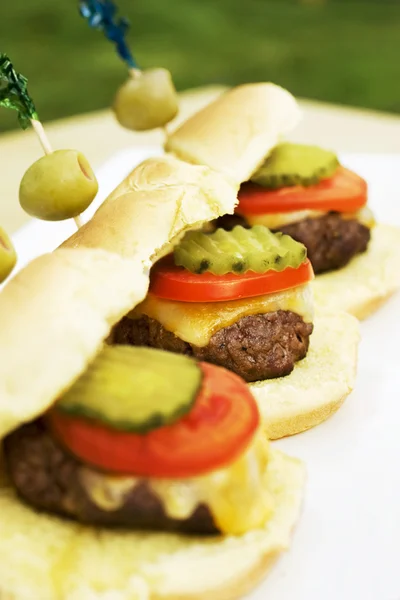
8 150 400 600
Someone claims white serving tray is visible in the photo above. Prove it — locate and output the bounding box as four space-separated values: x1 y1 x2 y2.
8 150 400 600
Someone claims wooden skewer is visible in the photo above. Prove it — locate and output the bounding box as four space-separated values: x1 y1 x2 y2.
73 214 83 228
129 67 142 79
30 119 52 156
30 119 82 230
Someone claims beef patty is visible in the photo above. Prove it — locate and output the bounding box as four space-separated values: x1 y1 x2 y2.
112 311 313 382
278 213 370 274
216 212 371 274
4 420 218 534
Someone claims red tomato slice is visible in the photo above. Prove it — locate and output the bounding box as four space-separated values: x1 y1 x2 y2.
149 255 314 303
237 167 367 215
48 362 260 479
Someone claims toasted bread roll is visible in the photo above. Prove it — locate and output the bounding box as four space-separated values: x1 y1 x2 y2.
62 155 239 267
165 83 301 184
0 249 149 439
251 312 360 439
0 449 304 600
313 224 400 319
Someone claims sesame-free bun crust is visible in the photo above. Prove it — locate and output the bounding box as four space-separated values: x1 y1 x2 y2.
312 223 400 320
62 155 238 267
251 312 360 439
0 449 304 600
0 156 238 440
165 83 301 184
0 249 148 440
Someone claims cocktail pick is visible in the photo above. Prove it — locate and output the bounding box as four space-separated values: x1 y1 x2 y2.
79 0 178 133
79 0 139 75
0 54 52 153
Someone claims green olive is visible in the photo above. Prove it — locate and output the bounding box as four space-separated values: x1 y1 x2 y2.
0 227 17 284
19 150 98 221
113 68 179 131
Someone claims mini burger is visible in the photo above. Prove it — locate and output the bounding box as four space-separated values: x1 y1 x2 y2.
112 226 316 383
0 268 304 600
0 154 308 599
61 139 359 440
165 84 400 320
221 143 373 275
110 225 359 439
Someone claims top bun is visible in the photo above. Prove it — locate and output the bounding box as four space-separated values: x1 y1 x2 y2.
165 83 301 184
62 155 238 267
0 249 148 440
0 156 238 439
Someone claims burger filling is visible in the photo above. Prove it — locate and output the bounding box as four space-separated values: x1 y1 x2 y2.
3 420 272 536
3 349 272 536
112 226 315 382
217 212 371 275
220 143 373 275
113 307 313 382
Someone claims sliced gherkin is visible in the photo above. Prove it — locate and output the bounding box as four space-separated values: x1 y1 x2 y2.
251 142 339 189
174 225 307 275
56 346 202 433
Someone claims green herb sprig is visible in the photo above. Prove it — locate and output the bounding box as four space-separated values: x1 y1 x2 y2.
0 54 39 129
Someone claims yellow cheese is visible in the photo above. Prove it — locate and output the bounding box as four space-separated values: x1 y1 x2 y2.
350 206 375 228
244 206 375 229
129 284 314 347
246 210 324 228
79 434 273 535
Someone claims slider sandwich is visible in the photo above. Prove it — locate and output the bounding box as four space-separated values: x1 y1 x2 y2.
62 89 360 439
0 156 305 600
111 225 359 439
165 83 400 319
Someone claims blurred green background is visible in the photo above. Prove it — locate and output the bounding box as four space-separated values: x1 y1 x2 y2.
0 0 399 133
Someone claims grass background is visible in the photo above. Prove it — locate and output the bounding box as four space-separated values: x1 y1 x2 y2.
0 0 399 133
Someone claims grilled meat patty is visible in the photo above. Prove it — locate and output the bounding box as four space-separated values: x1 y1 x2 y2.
4 420 218 534
278 213 370 274
112 311 313 382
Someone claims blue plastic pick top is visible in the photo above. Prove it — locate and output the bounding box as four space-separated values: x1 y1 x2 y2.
79 0 139 69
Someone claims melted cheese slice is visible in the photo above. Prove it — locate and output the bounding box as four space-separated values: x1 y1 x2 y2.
245 206 375 229
129 284 314 347
79 434 273 535
246 210 324 228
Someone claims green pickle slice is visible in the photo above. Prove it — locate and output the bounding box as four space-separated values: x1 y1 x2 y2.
56 346 202 434
251 142 339 189
174 225 307 275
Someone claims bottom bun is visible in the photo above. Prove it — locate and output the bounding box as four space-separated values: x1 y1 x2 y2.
0 450 304 600
312 223 400 320
251 313 360 439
